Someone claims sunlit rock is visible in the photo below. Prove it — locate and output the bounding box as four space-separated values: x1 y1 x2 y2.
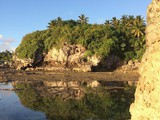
44 43 101 72
13 43 101 72
130 0 160 119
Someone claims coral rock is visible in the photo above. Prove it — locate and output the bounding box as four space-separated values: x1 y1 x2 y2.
130 0 160 119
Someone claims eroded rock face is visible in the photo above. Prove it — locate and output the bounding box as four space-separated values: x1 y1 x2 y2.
43 43 101 72
130 0 160 119
13 43 101 72
12 55 33 70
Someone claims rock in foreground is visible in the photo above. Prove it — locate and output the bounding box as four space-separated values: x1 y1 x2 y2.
130 0 160 119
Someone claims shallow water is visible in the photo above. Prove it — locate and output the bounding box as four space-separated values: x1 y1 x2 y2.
0 83 47 120
0 81 135 120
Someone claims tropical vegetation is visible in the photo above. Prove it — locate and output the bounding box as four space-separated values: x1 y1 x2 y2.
16 14 146 62
15 82 135 120
0 50 12 63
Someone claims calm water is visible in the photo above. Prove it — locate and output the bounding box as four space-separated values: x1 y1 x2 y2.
0 83 47 120
0 81 135 120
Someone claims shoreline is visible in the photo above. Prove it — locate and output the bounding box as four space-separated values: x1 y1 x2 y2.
0 67 139 84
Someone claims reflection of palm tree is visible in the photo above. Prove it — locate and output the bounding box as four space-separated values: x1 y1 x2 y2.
78 14 89 25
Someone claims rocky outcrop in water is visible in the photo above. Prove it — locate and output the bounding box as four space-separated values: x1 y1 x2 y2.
130 0 160 119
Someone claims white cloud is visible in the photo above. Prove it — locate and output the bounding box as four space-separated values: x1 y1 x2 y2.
0 35 3 39
0 36 15 52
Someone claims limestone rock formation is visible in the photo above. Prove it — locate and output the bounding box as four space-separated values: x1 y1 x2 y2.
14 43 101 72
130 0 160 119
118 60 140 73
12 55 33 70
43 43 101 72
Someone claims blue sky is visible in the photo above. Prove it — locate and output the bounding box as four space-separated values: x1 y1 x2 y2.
0 0 151 52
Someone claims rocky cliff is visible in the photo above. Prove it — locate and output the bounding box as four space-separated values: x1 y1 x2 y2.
43 43 102 72
14 43 101 72
130 0 160 119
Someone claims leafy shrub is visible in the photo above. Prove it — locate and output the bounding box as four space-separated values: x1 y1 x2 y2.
0 50 12 62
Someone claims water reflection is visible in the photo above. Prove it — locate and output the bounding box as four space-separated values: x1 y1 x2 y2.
12 81 135 120
0 82 47 120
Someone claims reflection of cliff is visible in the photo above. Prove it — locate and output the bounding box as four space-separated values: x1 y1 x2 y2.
13 81 135 120
130 0 160 119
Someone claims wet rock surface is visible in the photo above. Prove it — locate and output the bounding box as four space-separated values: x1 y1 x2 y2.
0 66 139 100
0 66 139 119
0 67 139 83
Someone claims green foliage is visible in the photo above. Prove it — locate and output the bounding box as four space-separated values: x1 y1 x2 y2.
83 50 93 57
78 14 89 25
109 84 136 119
16 30 46 58
15 15 146 61
0 50 12 62
15 82 135 120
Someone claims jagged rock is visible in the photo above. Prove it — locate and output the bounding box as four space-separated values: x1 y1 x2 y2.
12 55 33 70
13 48 45 70
87 80 100 87
130 0 160 119
119 60 140 72
43 43 101 72
13 43 126 72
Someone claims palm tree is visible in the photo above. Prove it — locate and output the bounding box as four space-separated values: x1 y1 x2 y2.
121 15 128 24
120 15 129 32
56 17 63 26
111 17 120 29
131 16 145 38
48 20 57 28
129 15 146 52
47 17 63 28
104 20 111 27
78 14 89 25
128 15 135 26
131 26 145 38
134 16 145 25
63 19 78 27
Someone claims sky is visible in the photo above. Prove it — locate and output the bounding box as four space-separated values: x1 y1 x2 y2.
0 0 151 52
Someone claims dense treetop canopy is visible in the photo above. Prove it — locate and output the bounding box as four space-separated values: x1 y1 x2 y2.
0 50 12 62
16 15 146 61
